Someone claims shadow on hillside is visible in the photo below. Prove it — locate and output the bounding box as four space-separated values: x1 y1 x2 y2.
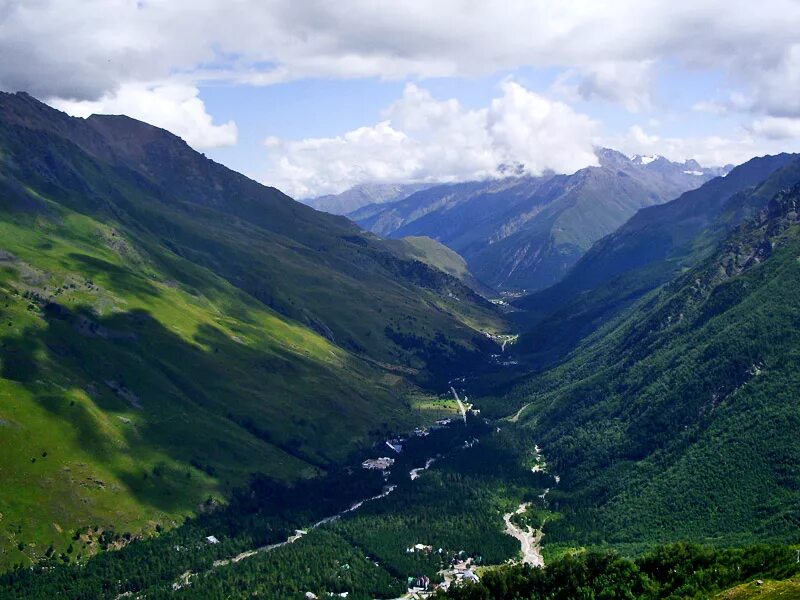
0 301 390 516
68 253 161 299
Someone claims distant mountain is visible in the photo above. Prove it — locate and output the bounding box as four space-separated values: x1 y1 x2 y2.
513 153 800 366
0 92 501 565
350 149 727 291
508 183 800 548
304 182 434 215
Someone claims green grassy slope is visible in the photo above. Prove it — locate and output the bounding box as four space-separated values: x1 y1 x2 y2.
0 94 501 373
0 92 502 568
716 579 800 599
506 186 800 551
393 236 495 296
398 236 471 281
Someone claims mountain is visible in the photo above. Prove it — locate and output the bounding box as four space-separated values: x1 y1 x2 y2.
0 92 502 566
350 149 726 291
389 236 496 296
506 183 800 551
304 182 434 215
512 153 800 366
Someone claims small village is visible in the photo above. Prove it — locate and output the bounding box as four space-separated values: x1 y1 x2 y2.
400 549 483 598
353 394 489 599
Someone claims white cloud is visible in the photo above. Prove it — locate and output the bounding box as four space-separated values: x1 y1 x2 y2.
577 60 654 112
2 1 800 179
3 1 800 118
49 83 238 150
486 82 599 174
749 116 800 140
262 82 598 197
750 44 800 117
609 124 800 168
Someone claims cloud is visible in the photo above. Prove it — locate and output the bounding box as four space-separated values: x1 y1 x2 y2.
486 82 599 174
749 44 800 117
261 82 598 197
3 1 800 119
49 83 238 149
577 60 654 112
749 116 800 140
2 1 800 181
609 124 800 167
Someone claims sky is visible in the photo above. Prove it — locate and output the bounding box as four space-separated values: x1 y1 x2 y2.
2 1 800 198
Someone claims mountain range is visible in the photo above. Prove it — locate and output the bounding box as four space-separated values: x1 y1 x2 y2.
303 182 435 215
324 150 729 291
0 91 501 567
2 91 800 598
513 152 800 366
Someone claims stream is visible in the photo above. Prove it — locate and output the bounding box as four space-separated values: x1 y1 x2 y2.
173 411 473 591
210 484 399 569
174 362 549 593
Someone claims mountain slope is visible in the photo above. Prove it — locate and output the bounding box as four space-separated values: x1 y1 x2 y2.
513 153 800 366
389 236 495 296
0 92 502 567
304 182 433 215
508 185 800 550
350 150 724 291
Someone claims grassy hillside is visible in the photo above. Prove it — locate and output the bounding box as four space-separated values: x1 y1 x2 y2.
398 236 471 280
717 579 800 599
506 185 800 551
0 92 503 568
394 236 495 296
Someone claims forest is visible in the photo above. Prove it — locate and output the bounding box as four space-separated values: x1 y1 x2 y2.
439 543 800 599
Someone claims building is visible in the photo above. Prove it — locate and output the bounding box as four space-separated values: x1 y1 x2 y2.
361 457 395 470
408 575 430 590
385 440 403 453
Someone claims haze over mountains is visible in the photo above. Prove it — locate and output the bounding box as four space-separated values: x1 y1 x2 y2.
304 182 435 215
309 150 730 291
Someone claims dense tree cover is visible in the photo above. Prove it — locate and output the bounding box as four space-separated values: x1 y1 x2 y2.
440 543 800 599
0 417 550 598
503 188 800 553
0 466 386 598
170 529 405 600
331 426 551 580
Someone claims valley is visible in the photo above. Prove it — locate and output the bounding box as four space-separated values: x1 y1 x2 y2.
1 91 800 599
0 378 561 598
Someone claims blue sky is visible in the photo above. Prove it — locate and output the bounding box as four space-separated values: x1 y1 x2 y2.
3 1 800 198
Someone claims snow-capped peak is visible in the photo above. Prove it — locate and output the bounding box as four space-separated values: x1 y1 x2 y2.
632 154 660 165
